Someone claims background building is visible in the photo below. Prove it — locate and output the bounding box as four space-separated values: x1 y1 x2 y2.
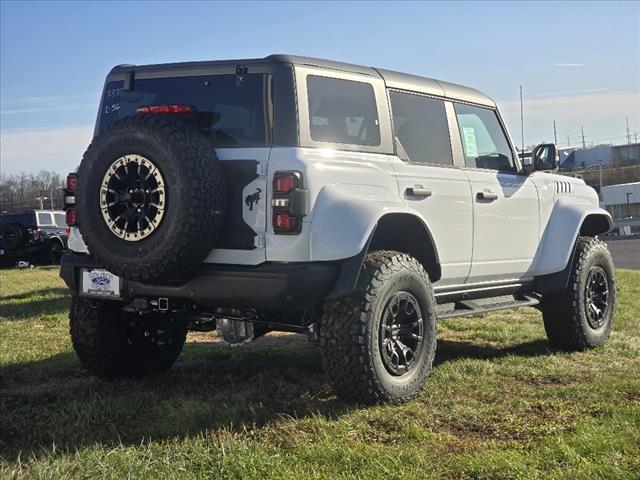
560 143 640 170
600 182 640 235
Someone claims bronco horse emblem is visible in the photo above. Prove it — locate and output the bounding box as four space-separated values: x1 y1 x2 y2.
244 188 262 211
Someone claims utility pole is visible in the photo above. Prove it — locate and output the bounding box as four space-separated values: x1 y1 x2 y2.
635 131 638 144
581 127 586 149
553 120 558 145
520 85 525 155
599 159 603 202
567 134 571 147
626 117 632 145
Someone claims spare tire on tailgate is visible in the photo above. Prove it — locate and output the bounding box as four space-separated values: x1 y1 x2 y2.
76 115 226 282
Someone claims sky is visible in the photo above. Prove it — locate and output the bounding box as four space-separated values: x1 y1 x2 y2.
1 0 639 175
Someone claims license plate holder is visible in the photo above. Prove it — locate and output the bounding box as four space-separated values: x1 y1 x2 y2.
80 269 122 298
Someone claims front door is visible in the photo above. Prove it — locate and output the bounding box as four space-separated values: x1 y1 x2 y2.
453 103 539 282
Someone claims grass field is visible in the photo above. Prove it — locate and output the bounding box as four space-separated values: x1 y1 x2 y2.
1 266 639 479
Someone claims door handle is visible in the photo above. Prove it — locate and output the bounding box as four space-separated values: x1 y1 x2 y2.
405 185 432 198
477 189 498 201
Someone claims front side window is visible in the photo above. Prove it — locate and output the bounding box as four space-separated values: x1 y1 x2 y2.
37 212 53 226
307 75 380 146
454 103 515 172
389 91 453 165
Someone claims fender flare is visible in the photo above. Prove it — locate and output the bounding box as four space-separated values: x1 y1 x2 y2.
534 198 613 293
311 184 441 298
45 235 66 249
309 184 438 262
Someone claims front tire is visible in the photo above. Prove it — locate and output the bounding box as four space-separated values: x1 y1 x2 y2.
70 297 187 378
47 241 63 265
320 251 437 404
541 237 616 351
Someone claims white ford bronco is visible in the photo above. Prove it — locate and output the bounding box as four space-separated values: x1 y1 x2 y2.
60 55 616 404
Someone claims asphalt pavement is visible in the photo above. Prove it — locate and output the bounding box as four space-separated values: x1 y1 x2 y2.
605 238 640 270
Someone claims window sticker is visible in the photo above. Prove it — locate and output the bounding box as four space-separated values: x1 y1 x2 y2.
462 127 478 157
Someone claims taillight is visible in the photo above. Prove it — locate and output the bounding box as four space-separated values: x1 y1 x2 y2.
136 104 193 114
66 173 77 193
272 171 306 234
66 208 78 227
273 172 300 194
65 172 77 211
274 211 298 232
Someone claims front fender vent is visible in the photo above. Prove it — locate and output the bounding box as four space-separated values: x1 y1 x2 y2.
555 181 573 195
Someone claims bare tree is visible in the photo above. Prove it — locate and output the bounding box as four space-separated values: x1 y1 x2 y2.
0 171 65 212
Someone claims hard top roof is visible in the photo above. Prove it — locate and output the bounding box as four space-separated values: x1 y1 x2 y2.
111 54 495 107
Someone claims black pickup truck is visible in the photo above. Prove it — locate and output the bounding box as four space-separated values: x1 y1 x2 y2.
0 210 68 266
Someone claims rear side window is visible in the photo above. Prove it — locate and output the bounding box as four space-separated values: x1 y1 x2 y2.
99 74 271 147
54 213 66 228
454 103 515 172
37 212 53 226
307 76 380 147
389 91 453 165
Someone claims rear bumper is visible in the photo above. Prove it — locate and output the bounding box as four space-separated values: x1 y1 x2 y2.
60 253 340 310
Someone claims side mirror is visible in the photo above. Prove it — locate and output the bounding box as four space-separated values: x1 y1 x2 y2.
531 143 559 171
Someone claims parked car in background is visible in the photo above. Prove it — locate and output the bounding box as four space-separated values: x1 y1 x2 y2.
0 210 68 266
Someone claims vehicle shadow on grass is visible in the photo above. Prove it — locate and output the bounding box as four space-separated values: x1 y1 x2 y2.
1 287 69 302
0 335 551 461
0 295 70 321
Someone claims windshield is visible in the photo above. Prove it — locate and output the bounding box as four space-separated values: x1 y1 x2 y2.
99 74 272 147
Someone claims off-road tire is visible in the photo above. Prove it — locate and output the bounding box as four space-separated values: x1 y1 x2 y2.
320 251 437 404
0 224 25 251
47 240 63 265
70 296 187 378
76 115 226 282
541 237 616 351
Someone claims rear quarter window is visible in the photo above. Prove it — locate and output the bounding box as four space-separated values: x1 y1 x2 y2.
99 74 272 147
307 75 380 147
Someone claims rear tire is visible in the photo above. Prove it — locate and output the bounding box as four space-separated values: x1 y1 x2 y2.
0 224 25 251
541 237 616 351
70 297 187 378
320 251 437 404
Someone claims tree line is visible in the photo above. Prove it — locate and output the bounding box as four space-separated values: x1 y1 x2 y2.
0 171 66 212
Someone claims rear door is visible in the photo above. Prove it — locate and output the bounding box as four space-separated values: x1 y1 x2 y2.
388 91 473 286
